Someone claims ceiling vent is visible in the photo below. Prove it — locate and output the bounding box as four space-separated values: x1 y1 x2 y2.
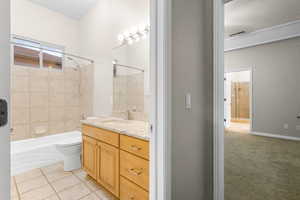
229 31 246 37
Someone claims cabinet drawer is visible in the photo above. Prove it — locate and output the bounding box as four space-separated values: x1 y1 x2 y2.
120 150 149 191
120 135 149 160
82 125 119 147
120 177 148 200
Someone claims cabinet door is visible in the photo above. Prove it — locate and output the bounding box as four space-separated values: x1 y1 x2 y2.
97 142 120 197
82 136 97 179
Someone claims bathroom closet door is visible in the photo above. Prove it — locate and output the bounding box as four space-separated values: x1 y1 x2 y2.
231 82 250 120
0 1 10 199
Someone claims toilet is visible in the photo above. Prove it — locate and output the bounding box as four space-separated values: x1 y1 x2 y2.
56 136 82 171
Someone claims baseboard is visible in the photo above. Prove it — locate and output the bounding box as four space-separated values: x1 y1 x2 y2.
250 132 300 141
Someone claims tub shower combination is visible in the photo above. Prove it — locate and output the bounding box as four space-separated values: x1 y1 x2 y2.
11 131 82 175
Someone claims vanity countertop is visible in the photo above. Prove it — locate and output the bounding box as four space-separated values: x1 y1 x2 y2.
80 117 150 141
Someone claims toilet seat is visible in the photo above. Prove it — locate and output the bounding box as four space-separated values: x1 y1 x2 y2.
56 136 82 171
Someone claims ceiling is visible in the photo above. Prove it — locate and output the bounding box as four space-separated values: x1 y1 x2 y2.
29 0 99 20
225 0 300 37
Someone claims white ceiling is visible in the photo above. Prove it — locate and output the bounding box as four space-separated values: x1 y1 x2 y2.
29 0 99 20
225 0 300 37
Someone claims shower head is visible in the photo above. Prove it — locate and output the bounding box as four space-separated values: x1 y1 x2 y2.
113 59 118 77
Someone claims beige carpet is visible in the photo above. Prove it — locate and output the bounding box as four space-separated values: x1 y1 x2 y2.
225 131 300 200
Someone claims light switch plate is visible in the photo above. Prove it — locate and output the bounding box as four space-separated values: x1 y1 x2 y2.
185 93 192 110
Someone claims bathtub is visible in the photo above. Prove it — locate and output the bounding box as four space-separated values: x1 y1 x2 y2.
11 131 82 176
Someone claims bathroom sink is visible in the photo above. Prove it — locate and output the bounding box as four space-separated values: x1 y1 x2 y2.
101 120 133 124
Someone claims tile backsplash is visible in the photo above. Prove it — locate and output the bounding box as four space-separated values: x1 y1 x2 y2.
113 73 148 121
11 64 94 141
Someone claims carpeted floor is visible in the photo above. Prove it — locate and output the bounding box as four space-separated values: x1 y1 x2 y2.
225 130 300 200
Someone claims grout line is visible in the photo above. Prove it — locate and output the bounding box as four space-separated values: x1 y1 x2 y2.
40 168 62 200
14 174 48 196
13 176 21 200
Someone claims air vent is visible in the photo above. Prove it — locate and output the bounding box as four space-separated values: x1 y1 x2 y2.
229 31 246 37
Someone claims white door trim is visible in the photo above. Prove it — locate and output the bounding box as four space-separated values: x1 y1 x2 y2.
213 0 224 199
0 0 10 199
150 0 172 199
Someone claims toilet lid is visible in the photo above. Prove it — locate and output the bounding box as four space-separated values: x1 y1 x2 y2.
57 137 82 146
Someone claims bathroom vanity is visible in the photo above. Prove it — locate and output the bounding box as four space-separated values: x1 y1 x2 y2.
81 118 149 200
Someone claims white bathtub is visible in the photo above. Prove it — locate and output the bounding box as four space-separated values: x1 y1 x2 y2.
11 131 82 176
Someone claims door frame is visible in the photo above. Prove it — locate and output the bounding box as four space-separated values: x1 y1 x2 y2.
213 0 225 199
0 0 10 199
150 0 172 200
224 69 253 132
1 0 173 200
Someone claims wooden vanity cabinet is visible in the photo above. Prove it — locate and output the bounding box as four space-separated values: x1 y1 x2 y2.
97 141 119 197
82 136 97 179
82 124 149 199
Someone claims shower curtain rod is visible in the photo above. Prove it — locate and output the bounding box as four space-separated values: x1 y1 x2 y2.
114 63 145 72
11 42 94 63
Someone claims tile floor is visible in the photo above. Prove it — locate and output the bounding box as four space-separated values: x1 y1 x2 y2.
11 162 116 200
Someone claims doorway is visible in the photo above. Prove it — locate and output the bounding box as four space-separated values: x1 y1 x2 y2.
224 70 251 133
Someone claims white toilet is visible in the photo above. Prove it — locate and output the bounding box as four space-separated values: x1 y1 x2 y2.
56 137 82 171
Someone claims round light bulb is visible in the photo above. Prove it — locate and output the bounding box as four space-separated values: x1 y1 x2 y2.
127 38 133 45
124 31 130 38
131 26 138 34
138 24 146 32
118 34 124 42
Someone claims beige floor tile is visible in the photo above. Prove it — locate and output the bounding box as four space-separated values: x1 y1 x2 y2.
44 194 60 200
80 193 102 200
51 174 81 192
15 169 42 183
45 170 72 182
94 189 116 200
73 169 92 182
58 183 91 200
17 176 48 194
11 179 18 196
84 179 102 192
20 184 55 200
41 162 64 174
12 195 20 200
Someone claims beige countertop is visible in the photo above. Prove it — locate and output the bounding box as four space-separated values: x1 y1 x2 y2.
81 117 150 141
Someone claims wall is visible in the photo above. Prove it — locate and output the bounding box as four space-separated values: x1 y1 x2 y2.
79 0 149 117
11 65 93 141
0 0 10 198
11 0 80 54
172 0 213 199
225 37 300 138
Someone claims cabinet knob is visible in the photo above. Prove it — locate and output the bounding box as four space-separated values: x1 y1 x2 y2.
130 145 142 151
128 168 142 176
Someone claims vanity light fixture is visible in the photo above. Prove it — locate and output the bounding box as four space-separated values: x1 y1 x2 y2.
118 23 150 45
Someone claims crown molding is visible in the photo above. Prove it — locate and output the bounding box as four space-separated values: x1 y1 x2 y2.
225 20 300 52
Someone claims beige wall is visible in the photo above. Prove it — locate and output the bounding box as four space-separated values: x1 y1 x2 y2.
11 64 93 141
225 37 300 138
11 0 80 54
79 0 150 117
171 0 213 199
